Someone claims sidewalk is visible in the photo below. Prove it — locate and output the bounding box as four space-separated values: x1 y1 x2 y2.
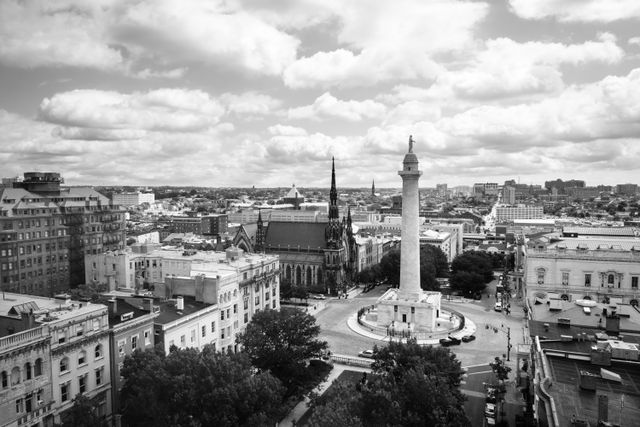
278 363 370 427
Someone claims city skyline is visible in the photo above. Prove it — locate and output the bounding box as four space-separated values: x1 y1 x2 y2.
1 0 640 188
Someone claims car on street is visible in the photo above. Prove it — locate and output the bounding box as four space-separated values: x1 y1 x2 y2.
309 294 326 300
461 334 476 342
358 349 375 358
484 402 496 418
494 302 502 312
485 416 496 425
447 336 461 345
439 337 453 347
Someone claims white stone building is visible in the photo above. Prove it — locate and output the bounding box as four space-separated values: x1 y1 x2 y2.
112 191 155 207
525 237 640 305
496 204 544 221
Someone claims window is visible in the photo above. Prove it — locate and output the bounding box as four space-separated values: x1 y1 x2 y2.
78 374 87 394
60 357 69 373
2 371 7 388
78 350 87 365
221 329 225 339
34 359 42 377
16 398 23 414
118 340 125 357
180 335 186 346
58 330 66 344
95 367 104 386
608 274 615 286
95 344 103 359
536 268 545 285
633 276 639 290
255 296 260 305
93 319 100 330
233 304 237 314
11 367 20 385
202 325 206 337
24 362 32 380
61 382 70 402
191 329 195 343
76 324 84 336
244 313 248 323
221 311 225 320
562 272 569 286
211 321 215 333
131 335 138 351
244 299 248 310
585 273 591 287
144 330 151 346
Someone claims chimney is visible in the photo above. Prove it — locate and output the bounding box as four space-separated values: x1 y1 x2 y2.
144 298 154 313
108 299 118 315
21 310 36 330
176 296 184 311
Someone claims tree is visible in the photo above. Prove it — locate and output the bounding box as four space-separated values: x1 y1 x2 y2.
376 246 448 290
120 346 285 427
308 340 469 427
59 394 109 427
450 251 494 296
237 307 328 397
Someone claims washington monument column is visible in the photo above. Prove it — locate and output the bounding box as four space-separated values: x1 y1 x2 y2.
398 135 422 299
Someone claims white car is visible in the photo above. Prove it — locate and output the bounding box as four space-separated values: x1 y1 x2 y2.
494 302 502 312
358 349 375 358
484 402 496 418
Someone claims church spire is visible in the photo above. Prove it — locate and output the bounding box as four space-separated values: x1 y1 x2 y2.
329 157 339 220
371 179 375 196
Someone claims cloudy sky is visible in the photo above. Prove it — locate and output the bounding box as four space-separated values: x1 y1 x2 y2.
1 0 640 188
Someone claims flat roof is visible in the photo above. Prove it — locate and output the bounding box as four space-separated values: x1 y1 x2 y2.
154 296 215 325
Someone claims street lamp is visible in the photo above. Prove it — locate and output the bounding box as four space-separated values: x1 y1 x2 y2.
486 323 512 361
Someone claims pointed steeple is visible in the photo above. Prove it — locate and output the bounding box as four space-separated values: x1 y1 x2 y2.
325 157 343 249
328 157 339 220
255 210 265 252
372 179 375 196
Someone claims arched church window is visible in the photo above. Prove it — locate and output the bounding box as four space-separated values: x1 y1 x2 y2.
286 266 291 281
306 267 312 286
296 266 302 285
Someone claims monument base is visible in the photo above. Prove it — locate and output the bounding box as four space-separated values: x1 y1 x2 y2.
375 288 442 333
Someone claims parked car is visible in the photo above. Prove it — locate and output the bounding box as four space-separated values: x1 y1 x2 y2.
439 337 453 347
485 415 496 425
309 294 326 300
461 335 476 342
494 302 502 312
484 402 496 418
358 349 375 358
447 336 461 345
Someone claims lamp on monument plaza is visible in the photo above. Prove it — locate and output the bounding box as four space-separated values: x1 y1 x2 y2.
485 323 512 361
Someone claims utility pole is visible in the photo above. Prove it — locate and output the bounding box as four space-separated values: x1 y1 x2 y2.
507 327 511 361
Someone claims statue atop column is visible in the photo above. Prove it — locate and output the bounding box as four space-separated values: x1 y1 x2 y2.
408 135 414 153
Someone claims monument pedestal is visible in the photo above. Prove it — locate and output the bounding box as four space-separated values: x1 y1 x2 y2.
376 289 441 333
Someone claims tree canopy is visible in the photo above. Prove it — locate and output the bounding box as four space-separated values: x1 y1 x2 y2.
450 251 495 296
374 245 449 291
308 340 469 427
120 346 285 427
60 394 109 427
236 307 328 397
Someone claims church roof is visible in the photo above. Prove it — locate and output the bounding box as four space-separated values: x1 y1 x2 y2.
265 221 326 250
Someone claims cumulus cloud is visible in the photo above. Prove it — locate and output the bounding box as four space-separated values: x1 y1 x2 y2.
288 92 386 121
0 0 300 77
39 89 225 135
439 34 624 100
221 92 283 116
509 0 640 23
268 124 308 136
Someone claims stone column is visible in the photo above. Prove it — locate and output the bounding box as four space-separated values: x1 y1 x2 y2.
398 146 422 299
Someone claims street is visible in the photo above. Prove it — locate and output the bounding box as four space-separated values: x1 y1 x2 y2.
312 279 528 425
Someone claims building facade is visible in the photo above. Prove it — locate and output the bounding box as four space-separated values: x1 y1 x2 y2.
0 172 126 296
525 238 640 305
496 204 544 221
111 192 155 207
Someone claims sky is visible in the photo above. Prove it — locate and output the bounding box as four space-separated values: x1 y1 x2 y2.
1 0 640 189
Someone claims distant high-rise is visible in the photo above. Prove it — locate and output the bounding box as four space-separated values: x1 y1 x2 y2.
503 186 516 205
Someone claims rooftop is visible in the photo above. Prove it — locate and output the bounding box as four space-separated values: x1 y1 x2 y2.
154 296 215 325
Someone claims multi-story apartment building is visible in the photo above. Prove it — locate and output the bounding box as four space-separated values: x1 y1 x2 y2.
87 247 280 354
0 292 112 425
0 172 126 296
0 324 54 427
615 183 638 196
495 204 544 221
111 192 155 207
104 296 157 419
525 237 640 305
